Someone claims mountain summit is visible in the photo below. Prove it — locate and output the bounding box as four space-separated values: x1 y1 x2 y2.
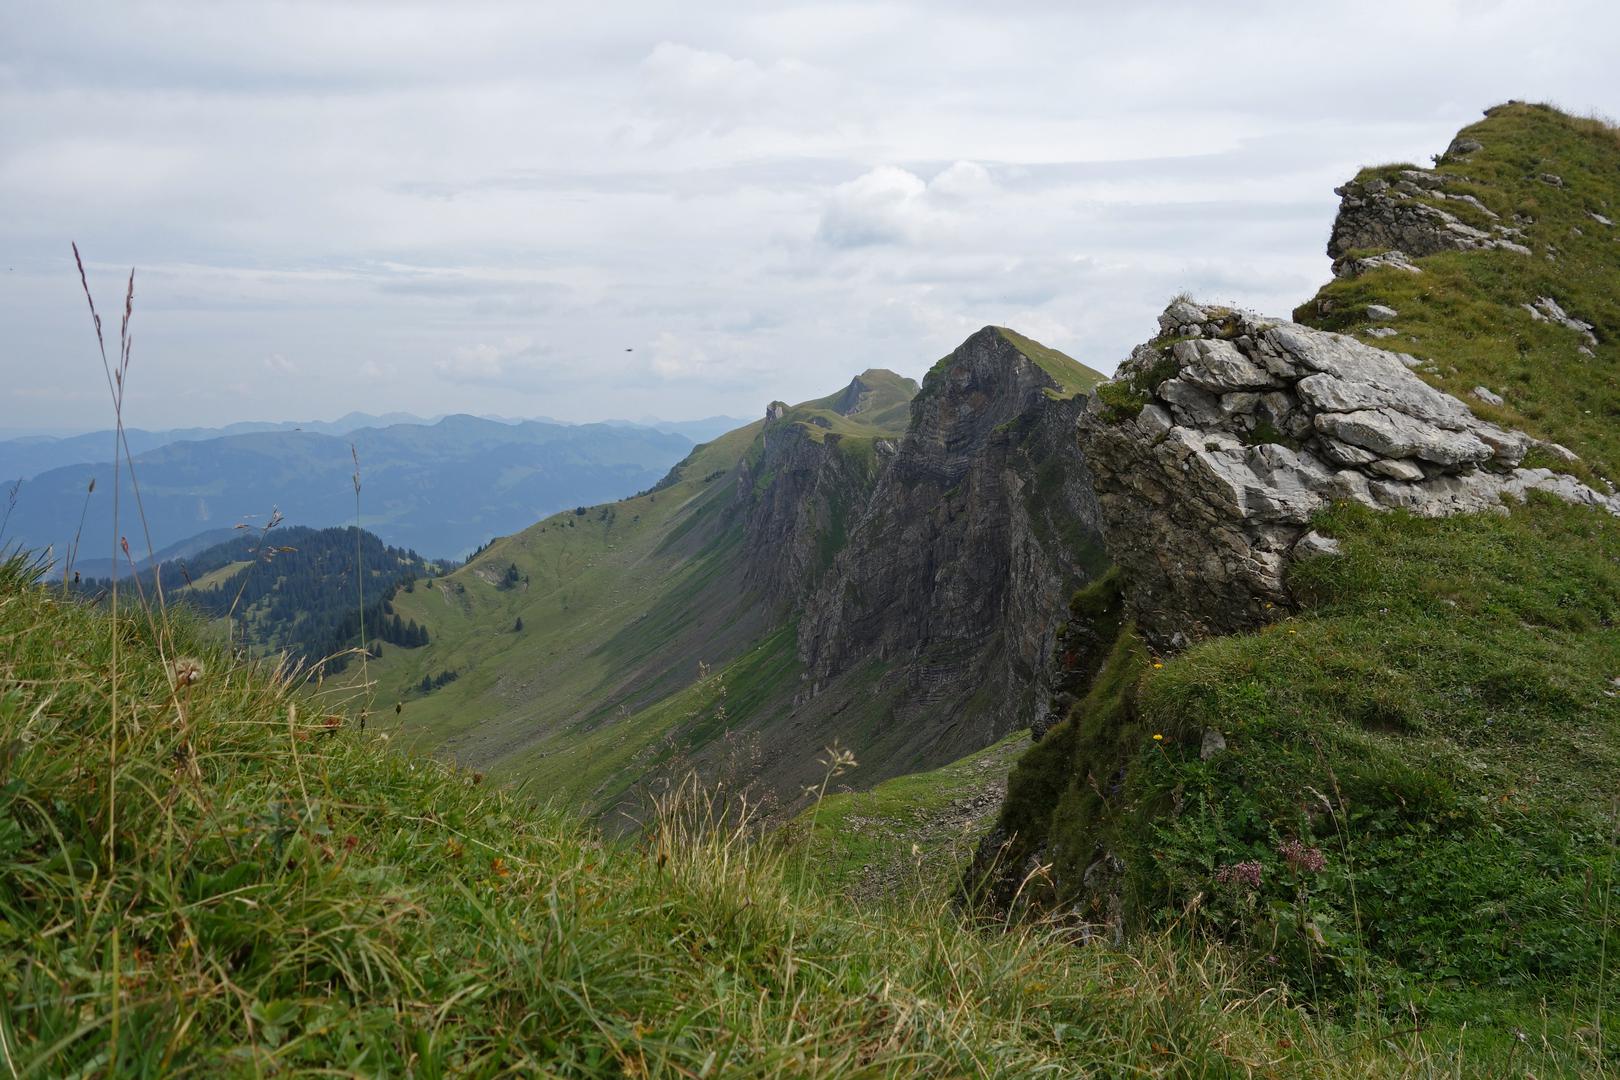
373 329 1107 820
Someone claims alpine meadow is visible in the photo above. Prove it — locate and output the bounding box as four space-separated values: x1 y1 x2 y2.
1 6 1618 1077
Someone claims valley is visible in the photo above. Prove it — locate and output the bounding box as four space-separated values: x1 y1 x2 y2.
3 96 1617 1076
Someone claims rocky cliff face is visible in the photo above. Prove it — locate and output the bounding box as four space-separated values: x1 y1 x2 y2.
732 379 903 611
1082 300 1619 649
1327 166 1530 277
797 327 1108 749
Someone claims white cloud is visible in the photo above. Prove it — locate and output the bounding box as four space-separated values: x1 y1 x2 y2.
817 160 999 247
928 160 995 201
2 1 1618 430
436 336 537 383
649 331 716 379
817 165 934 248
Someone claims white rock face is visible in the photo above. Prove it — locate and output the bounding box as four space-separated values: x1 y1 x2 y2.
1527 296 1600 347
1080 301 1620 647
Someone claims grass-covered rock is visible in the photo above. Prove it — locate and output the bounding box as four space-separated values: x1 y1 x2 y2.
991 103 1620 1072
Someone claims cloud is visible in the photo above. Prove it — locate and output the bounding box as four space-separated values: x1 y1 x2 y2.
817 166 932 248
816 160 998 248
648 331 717 379
435 336 538 383
3 1 1620 431
928 160 995 201
633 41 843 138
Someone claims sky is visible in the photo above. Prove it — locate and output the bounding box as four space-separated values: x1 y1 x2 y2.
2 1 1617 434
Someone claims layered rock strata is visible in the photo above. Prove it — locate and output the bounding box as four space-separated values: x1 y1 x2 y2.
1329 168 1530 277
798 327 1107 743
1082 301 1620 648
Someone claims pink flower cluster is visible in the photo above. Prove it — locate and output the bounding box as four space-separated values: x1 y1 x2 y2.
1215 860 1264 889
1278 839 1326 874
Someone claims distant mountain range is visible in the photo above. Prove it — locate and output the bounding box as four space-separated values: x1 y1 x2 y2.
0 412 748 483
2 414 696 560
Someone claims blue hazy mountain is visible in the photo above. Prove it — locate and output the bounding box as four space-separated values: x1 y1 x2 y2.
3 414 692 560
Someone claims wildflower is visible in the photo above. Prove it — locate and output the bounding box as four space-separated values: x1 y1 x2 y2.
1215 860 1263 889
492 857 510 879
170 656 204 687
1152 733 1164 742
1152 662 1164 669
1278 839 1326 874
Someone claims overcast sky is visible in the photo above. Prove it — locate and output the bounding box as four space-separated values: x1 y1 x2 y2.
2 1 1616 434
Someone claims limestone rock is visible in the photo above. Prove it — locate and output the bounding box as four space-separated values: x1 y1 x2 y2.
1329 173 1532 277
1472 386 1505 407
1080 301 1620 649
1366 304 1399 320
1337 250 1423 277
1292 531 1341 560
1445 137 1483 159
1529 296 1599 346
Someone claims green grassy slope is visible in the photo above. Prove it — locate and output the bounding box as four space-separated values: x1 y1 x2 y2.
996 328 1108 399
370 423 762 776
800 731 1031 901
994 103 1620 1067
368 372 921 819
2 553 1453 1077
1299 103 1619 483
918 328 1107 402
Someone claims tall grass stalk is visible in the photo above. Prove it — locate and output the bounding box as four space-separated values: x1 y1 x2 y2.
0 479 18 546
1598 795 1618 1063
61 476 94 591
351 444 369 724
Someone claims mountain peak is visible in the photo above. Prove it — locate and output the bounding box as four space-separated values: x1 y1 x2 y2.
830 368 918 419
920 326 1107 406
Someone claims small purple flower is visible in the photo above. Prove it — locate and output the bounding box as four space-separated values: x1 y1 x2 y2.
1216 860 1264 889
1278 839 1326 874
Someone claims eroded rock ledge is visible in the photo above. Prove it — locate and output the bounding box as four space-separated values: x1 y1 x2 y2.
1082 300 1620 648
1328 167 1530 277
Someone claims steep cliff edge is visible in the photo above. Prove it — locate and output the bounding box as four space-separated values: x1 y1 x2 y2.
983 104 1620 1040
797 327 1109 759
732 369 915 609
373 328 1109 821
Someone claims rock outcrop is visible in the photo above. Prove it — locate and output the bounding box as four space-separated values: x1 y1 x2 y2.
733 375 908 608
797 327 1108 752
1328 168 1530 277
1082 301 1620 648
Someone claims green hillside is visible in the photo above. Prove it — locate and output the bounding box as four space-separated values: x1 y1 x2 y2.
367 371 922 820
370 423 764 784
994 103 1620 1062
18 550 1579 1075
5 545 1595 1073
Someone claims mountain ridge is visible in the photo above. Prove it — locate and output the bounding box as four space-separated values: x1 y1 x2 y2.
370 328 1109 822
3 413 693 560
